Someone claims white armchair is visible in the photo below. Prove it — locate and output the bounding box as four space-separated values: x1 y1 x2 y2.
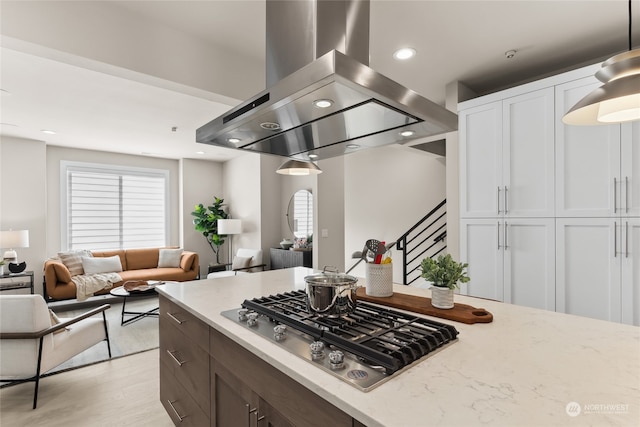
207 248 266 279
0 295 111 409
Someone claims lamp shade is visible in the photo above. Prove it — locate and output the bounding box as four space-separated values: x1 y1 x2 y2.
218 219 242 235
276 159 322 175
0 230 29 249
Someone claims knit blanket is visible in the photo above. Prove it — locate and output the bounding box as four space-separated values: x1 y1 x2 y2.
72 273 122 301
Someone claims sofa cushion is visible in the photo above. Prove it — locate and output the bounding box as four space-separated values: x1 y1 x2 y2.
91 250 127 271
125 248 160 270
158 248 183 268
82 255 123 275
57 250 93 276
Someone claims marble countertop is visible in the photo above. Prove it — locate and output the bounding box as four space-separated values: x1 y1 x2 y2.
156 267 639 427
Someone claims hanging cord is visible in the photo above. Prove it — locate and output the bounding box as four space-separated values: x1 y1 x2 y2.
629 0 632 51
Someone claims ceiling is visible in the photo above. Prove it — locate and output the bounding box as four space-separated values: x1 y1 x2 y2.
1 0 638 161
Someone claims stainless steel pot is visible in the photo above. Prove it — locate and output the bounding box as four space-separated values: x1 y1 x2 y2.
304 266 359 317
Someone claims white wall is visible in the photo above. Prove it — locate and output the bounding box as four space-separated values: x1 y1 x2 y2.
222 153 262 264
180 158 224 276
344 145 446 279
316 157 346 271
0 137 47 294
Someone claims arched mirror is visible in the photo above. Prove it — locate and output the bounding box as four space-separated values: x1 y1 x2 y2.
287 190 313 238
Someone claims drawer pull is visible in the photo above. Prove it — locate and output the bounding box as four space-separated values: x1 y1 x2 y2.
166 349 186 366
167 399 187 422
167 312 185 324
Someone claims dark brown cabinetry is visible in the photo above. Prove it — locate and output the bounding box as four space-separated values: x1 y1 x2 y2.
269 248 312 269
159 295 359 427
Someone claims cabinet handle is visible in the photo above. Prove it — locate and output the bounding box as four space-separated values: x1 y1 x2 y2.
504 222 509 249
497 187 501 214
167 312 184 324
167 399 187 422
614 177 618 213
166 349 186 366
504 186 508 214
614 221 618 257
625 176 629 214
497 221 501 250
626 221 629 258
253 412 266 425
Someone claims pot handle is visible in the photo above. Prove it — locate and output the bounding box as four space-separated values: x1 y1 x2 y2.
322 266 340 274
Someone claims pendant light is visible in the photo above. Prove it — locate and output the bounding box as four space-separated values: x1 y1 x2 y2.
276 159 322 175
563 0 640 125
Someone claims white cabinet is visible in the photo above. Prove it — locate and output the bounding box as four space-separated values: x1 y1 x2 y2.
556 218 639 324
460 88 555 218
461 218 555 310
555 77 639 218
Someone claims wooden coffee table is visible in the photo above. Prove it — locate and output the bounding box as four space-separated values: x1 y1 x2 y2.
109 284 159 326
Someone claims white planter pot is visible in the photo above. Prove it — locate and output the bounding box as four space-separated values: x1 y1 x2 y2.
431 286 454 309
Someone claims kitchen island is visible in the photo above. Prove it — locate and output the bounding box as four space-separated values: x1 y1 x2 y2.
156 267 639 427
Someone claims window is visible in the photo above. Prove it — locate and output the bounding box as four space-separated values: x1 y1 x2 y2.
61 161 169 251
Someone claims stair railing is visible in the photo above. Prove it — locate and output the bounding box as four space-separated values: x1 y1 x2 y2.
395 199 447 286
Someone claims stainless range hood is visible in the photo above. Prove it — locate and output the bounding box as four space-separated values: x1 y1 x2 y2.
196 0 457 161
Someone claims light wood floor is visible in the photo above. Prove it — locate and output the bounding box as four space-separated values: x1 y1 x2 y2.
0 348 173 426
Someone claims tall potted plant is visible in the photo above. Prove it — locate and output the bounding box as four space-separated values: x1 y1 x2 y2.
191 197 229 264
420 254 470 309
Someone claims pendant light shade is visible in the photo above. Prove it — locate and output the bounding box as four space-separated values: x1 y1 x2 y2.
563 0 640 125
276 159 322 175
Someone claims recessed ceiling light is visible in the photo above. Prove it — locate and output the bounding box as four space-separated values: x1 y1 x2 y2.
260 122 281 131
313 99 333 108
393 48 416 60
41 129 56 135
196 151 205 155
400 130 415 137
346 144 360 149
308 154 319 159
228 137 241 143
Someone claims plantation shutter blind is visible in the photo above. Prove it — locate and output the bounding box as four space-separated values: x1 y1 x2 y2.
65 165 168 250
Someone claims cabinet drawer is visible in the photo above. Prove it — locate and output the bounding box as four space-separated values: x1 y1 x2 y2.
160 359 209 426
160 296 208 351
160 315 209 415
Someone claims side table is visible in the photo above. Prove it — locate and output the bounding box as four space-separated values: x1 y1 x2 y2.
0 270 34 294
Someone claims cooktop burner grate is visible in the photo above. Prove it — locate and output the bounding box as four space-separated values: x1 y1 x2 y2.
240 290 458 375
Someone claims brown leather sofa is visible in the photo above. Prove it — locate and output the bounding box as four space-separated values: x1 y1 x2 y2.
44 248 199 301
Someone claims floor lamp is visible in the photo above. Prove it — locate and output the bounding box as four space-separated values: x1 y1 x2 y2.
217 219 242 264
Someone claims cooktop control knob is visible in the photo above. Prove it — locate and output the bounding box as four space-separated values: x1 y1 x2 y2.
246 312 259 327
329 350 345 370
310 341 325 360
238 308 249 321
273 324 287 341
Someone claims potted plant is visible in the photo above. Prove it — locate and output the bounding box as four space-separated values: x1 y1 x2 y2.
191 197 229 264
420 254 470 309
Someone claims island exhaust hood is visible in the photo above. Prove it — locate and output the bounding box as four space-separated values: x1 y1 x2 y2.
196 0 458 161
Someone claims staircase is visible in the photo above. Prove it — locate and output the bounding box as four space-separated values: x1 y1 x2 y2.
395 199 447 286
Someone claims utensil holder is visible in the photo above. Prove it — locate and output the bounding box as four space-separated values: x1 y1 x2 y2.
365 263 393 297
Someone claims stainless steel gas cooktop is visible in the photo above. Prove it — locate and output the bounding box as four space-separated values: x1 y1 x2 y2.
222 290 459 391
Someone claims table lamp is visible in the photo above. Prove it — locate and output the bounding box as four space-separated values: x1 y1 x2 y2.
1 229 29 273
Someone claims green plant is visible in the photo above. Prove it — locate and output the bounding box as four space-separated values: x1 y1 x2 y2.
420 254 470 290
191 197 229 264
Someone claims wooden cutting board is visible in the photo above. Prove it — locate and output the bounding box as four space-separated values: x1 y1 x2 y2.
355 288 493 324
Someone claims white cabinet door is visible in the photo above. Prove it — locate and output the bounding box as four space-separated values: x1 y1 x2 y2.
503 89 555 217
556 218 621 322
459 102 502 218
503 219 555 310
460 220 504 301
621 121 640 217
621 218 640 326
555 78 621 217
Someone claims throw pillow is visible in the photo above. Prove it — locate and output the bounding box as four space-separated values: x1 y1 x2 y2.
57 250 93 276
82 255 123 275
158 248 183 268
232 256 253 271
